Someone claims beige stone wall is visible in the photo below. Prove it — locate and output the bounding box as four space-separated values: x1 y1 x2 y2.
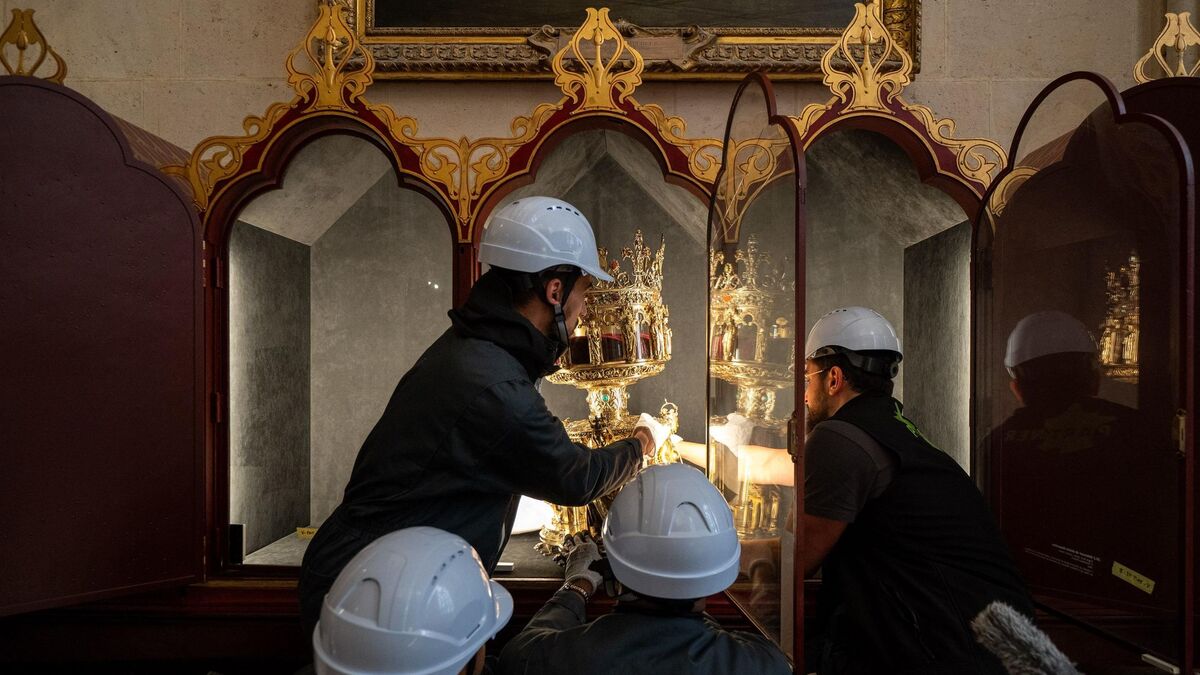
10 0 1180 155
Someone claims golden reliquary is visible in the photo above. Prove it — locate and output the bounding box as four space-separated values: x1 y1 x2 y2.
709 235 795 537
538 229 680 554
709 235 795 427
1099 252 1139 383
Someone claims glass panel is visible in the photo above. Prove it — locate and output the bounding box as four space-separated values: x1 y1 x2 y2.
227 134 453 566
708 79 799 654
976 79 1185 663
494 128 710 576
806 129 971 463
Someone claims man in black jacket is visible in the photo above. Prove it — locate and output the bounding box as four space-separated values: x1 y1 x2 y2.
801 307 1033 675
299 196 660 634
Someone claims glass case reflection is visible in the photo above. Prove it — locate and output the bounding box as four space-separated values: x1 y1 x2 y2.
975 79 1186 659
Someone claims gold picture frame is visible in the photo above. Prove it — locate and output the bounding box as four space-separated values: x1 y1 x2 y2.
351 0 920 80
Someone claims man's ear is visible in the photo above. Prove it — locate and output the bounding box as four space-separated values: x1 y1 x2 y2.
827 365 843 393
1009 378 1025 405
543 277 563 305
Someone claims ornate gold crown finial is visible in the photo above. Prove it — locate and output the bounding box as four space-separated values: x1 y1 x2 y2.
598 229 666 291
553 7 644 112
1134 11 1200 83
825 0 911 112
710 235 790 294
1 8 66 83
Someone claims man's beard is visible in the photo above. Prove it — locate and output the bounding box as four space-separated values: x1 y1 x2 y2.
805 393 830 434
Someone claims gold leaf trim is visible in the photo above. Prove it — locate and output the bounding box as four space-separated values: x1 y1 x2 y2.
553 8 643 112
987 166 1037 220
169 3 722 233
635 102 723 183
824 1 911 112
903 102 1005 186
288 0 374 111
1134 11 1200 83
371 100 564 237
163 101 296 212
714 136 794 242
165 0 371 211
788 0 1005 192
0 8 66 83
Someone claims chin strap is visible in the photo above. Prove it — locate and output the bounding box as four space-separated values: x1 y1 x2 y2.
551 301 571 346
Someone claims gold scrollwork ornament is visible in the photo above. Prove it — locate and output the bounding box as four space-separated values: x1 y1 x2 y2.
553 7 644 113
789 1 1006 193
0 8 66 83
1134 11 1200 83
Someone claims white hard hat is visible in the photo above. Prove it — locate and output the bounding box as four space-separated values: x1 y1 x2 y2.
804 307 902 375
1004 310 1096 373
479 196 614 282
602 464 740 600
313 527 513 675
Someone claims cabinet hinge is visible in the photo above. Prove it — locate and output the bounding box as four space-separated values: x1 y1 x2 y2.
200 241 210 288
787 415 801 462
1174 409 1187 458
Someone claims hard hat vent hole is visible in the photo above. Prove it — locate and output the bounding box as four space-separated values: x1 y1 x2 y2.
452 600 488 638
340 578 382 622
669 502 709 534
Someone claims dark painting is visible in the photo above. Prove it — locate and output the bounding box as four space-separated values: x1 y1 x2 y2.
378 1 856 30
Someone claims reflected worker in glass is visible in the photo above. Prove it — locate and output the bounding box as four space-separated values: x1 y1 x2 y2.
298 196 666 635
978 310 1168 609
801 307 1032 675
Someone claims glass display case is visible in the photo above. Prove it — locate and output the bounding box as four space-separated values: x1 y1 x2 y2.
974 73 1194 667
707 73 804 658
226 133 454 566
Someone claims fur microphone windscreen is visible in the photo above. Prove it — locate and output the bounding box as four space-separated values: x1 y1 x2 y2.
972 601 1083 675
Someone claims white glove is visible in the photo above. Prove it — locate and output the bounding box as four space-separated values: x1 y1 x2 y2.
563 533 604 592
710 412 755 450
636 413 671 450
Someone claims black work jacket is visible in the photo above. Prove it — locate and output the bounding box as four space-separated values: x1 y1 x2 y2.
813 395 1034 675
302 270 642 582
498 590 792 675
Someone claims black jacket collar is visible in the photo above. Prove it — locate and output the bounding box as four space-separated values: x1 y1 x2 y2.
448 269 562 380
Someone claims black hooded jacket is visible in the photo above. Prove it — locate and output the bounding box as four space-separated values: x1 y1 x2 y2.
299 270 642 628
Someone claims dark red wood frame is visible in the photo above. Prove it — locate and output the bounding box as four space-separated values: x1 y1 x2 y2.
0 76 206 617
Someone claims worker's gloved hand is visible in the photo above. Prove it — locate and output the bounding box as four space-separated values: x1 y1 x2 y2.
562 532 604 594
709 412 755 450
635 413 670 454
